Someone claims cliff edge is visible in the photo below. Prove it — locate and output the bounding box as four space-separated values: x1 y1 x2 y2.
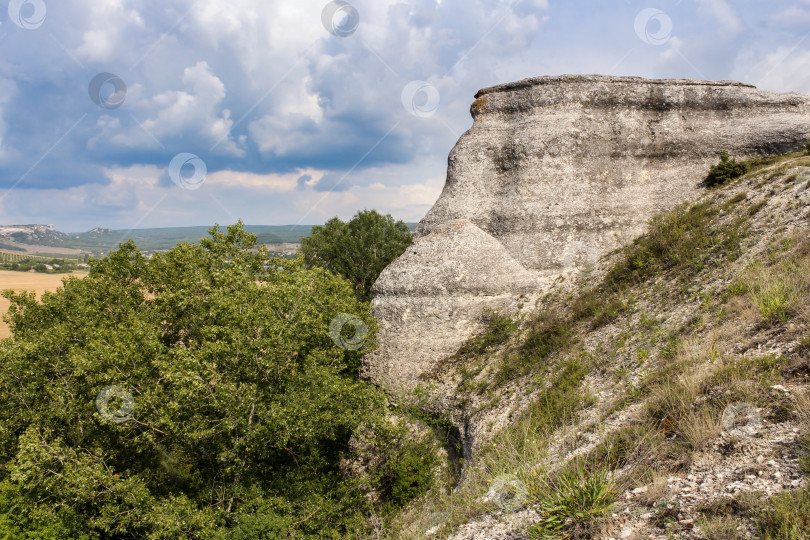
363 75 810 393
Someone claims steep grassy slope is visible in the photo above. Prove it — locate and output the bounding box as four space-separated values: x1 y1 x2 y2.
384 151 810 539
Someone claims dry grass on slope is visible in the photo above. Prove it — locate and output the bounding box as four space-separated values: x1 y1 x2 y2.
381 152 810 540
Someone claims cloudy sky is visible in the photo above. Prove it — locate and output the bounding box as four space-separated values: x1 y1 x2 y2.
0 0 808 231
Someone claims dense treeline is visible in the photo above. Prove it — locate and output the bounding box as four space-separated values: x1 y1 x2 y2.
0 222 424 538
0 256 81 273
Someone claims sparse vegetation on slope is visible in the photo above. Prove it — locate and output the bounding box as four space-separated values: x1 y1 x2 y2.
385 151 810 539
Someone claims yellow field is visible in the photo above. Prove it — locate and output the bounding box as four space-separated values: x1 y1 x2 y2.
0 270 87 339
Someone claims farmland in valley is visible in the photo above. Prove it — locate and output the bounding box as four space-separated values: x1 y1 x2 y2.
0 270 87 338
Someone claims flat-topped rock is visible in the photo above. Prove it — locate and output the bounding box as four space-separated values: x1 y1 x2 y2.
363 75 810 393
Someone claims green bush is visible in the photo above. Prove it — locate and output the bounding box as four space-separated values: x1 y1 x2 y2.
380 435 439 510
706 151 749 188
756 486 810 539
805 140 810 154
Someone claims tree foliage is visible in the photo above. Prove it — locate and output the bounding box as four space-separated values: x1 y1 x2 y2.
0 222 389 538
300 210 412 301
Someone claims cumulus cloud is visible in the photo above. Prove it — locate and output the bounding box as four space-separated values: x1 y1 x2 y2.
143 61 241 153
0 163 443 230
733 47 810 94
0 0 807 230
694 0 744 36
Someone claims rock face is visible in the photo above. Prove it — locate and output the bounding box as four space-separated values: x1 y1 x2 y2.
363 75 810 393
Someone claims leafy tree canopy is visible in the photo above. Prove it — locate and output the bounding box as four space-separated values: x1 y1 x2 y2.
300 210 412 301
0 222 388 539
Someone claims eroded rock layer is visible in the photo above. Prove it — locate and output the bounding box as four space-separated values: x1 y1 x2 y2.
363 75 810 392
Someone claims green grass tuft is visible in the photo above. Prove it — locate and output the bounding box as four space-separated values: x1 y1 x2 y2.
745 262 808 323
697 515 744 540
529 465 615 540
458 309 517 357
748 199 768 216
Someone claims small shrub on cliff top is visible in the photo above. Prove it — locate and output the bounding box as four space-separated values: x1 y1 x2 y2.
806 140 810 154
706 151 749 187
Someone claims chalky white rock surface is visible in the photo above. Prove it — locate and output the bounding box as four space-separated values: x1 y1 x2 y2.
364 74 810 393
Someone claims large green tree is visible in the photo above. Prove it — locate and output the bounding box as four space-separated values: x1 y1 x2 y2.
0 223 388 539
300 210 412 301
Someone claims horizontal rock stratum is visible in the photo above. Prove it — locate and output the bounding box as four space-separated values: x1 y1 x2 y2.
363 74 810 393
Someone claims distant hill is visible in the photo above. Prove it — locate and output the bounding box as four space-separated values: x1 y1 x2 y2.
0 224 69 246
69 225 318 252
0 223 419 257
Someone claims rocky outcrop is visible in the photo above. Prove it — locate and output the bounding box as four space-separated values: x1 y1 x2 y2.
363 75 810 393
